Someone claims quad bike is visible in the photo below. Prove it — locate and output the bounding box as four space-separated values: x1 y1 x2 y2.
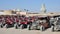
0 18 5 28
52 17 60 32
28 20 41 30
14 20 27 29
5 18 14 28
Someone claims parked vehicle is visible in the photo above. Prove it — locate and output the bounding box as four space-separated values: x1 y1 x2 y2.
28 20 41 30
5 17 14 28
52 17 60 31
28 16 49 31
0 16 5 28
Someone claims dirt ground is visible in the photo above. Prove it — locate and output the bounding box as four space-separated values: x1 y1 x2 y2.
0 27 60 34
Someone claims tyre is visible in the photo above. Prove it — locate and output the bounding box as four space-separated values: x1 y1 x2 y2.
14 23 18 29
30 25 34 30
0 24 3 28
0 23 3 28
28 24 34 30
28 25 31 30
6 24 9 28
20 24 23 29
40 25 45 31
28 23 32 30
15 24 19 29
52 26 54 32
37 25 40 30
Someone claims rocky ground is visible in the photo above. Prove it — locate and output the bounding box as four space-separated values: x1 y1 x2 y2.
0 27 60 34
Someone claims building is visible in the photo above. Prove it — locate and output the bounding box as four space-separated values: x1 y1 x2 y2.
0 4 60 17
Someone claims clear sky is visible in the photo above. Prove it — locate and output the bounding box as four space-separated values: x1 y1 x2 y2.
0 0 60 12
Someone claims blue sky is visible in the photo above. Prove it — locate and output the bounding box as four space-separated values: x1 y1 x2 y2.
0 0 60 12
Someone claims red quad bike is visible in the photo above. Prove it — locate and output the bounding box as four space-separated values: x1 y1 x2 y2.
19 17 28 29
15 19 28 29
14 16 23 29
17 19 28 29
5 18 14 28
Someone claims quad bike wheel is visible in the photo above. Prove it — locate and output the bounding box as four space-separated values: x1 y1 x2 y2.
15 25 19 29
52 26 55 32
0 25 3 28
40 25 45 31
6 24 9 28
